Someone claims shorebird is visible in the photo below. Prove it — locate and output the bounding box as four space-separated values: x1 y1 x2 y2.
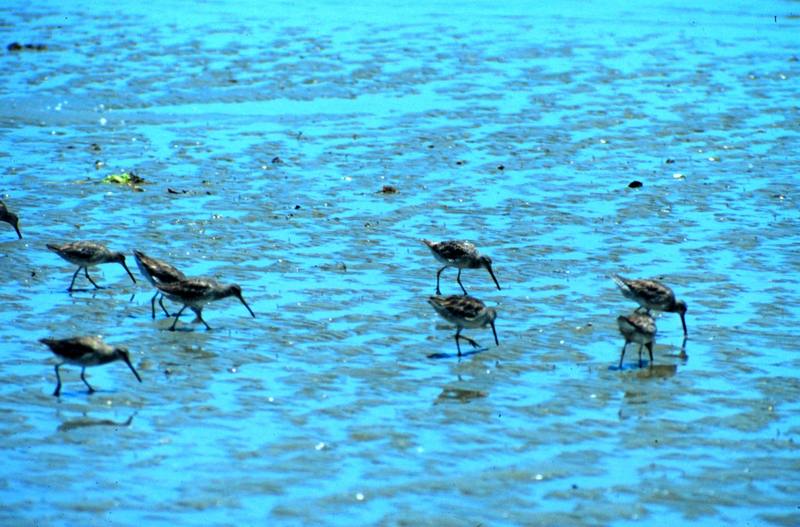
0 200 22 239
422 239 501 295
156 278 255 330
428 294 498 355
47 241 137 291
617 312 657 369
612 275 687 336
39 336 142 396
133 249 188 318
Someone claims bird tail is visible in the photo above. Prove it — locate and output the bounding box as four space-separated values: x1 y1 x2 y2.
421 239 435 248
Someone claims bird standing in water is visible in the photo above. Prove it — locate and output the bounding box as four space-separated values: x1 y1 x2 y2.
133 249 188 318
612 275 687 336
47 241 137 291
428 294 499 356
156 278 255 330
422 239 501 295
39 336 142 396
617 312 657 369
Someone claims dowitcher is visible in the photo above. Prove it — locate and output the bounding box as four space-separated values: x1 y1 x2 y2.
617 312 657 369
39 336 142 396
612 275 687 335
0 200 22 239
156 278 255 330
422 239 501 295
47 241 137 291
428 294 498 355
133 249 187 318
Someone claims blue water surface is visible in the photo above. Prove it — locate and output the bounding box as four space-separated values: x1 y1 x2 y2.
1 0 799 525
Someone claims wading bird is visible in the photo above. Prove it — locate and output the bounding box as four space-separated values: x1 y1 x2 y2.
428 294 498 356
612 274 687 336
47 241 137 291
422 239 501 295
39 336 142 396
617 312 657 369
156 278 255 330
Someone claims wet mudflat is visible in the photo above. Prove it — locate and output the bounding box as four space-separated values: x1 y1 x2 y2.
1 0 799 525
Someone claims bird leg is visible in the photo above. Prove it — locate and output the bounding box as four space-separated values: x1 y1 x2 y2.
169 305 188 330
80 367 96 393
149 291 158 319
454 328 480 356
158 294 172 317
646 341 654 367
67 267 82 291
435 266 446 295
196 309 212 330
53 364 62 396
84 267 102 289
637 343 644 368
618 342 628 369
456 268 468 295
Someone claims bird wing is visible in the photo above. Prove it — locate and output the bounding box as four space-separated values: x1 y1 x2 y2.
432 295 485 319
435 241 476 261
41 336 106 360
157 278 216 295
59 241 106 260
633 279 674 305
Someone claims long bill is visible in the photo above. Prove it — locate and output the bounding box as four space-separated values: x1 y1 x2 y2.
121 261 137 285
680 313 688 336
486 264 501 291
238 294 256 318
490 320 499 346
123 356 143 383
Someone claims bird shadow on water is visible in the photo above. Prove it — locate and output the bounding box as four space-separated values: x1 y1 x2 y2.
161 325 205 333
610 363 679 379
427 347 488 360
67 287 102 295
57 412 136 432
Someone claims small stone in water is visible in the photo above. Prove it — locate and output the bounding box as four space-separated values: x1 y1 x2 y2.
628 180 643 188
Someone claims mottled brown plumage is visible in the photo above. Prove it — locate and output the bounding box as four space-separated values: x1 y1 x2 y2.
422 239 500 295
617 312 657 369
429 294 498 355
133 249 187 318
613 275 687 335
40 336 142 396
47 241 136 291
157 278 255 330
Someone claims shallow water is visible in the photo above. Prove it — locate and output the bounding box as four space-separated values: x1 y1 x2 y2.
1 0 799 525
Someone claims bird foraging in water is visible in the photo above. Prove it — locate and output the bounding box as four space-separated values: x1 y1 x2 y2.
39 336 142 396
156 278 255 330
617 312 657 369
47 241 137 291
0 200 22 239
428 294 498 356
612 274 687 336
133 249 188 318
422 239 501 295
